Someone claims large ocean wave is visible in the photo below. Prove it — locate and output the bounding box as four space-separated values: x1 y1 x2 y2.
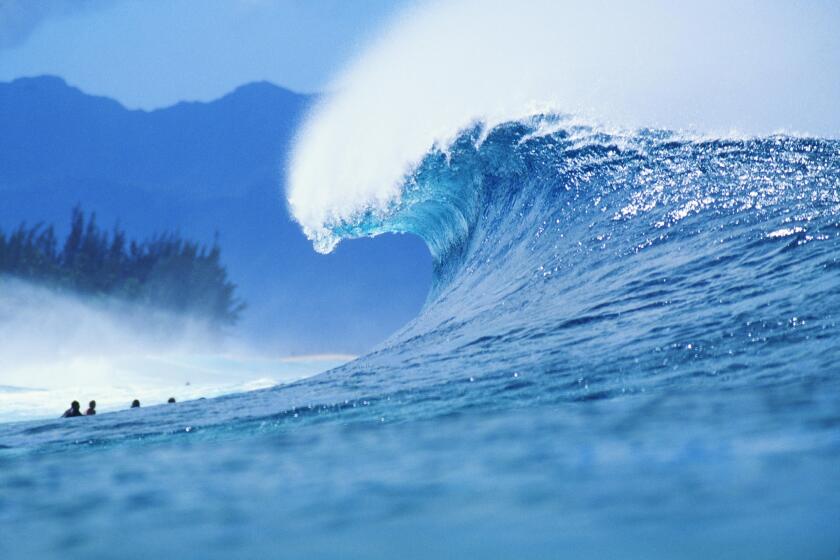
3 1 840 557
2 121 838 557
310 118 840 404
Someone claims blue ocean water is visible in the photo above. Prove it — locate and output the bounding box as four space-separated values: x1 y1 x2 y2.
2 120 839 558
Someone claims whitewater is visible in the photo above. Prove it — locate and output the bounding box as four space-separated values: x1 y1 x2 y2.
3 1 840 558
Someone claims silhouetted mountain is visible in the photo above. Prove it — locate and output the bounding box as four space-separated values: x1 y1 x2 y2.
1 76 303 199
0 76 431 353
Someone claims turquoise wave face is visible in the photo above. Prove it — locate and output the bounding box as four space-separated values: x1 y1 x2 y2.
2 120 839 559
332 119 840 355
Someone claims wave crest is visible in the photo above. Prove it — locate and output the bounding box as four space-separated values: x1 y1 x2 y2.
287 0 840 251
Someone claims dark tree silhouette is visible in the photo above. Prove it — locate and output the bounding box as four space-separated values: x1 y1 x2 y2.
0 207 244 325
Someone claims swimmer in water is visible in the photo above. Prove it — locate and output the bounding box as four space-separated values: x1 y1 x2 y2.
62 401 83 418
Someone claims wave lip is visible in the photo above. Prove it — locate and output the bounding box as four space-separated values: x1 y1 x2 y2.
286 0 840 253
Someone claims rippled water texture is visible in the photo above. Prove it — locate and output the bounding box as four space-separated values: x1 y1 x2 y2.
2 121 839 558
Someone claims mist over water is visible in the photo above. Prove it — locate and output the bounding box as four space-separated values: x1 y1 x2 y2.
288 0 840 250
0 279 349 422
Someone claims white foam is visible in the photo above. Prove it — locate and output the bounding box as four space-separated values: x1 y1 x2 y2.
287 0 840 250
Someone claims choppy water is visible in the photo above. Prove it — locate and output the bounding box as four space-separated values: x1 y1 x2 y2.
2 120 840 558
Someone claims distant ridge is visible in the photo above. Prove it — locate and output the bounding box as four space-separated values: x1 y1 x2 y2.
0 75 308 112
0 75 312 199
0 75 431 354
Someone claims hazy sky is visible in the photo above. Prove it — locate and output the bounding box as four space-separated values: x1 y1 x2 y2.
0 0 413 108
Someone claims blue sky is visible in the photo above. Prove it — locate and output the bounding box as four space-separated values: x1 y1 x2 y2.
0 0 413 108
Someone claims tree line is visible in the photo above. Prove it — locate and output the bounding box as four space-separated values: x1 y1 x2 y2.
0 207 244 325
